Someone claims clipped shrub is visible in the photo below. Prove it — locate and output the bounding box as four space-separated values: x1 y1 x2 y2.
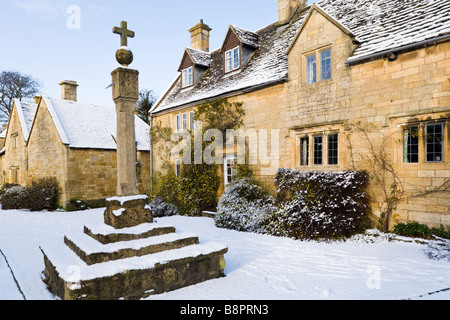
151 169 180 209
272 169 371 240
394 222 450 240
149 197 179 217
26 177 59 211
215 178 277 234
1 186 29 210
178 161 220 216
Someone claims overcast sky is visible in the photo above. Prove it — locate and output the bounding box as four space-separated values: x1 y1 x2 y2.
0 0 314 107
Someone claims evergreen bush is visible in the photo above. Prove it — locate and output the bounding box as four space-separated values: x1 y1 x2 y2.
1 186 29 210
272 169 371 240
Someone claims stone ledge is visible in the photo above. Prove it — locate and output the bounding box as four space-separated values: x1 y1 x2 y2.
64 232 200 265
84 223 176 244
41 242 228 300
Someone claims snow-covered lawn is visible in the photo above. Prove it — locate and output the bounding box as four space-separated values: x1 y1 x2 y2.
0 208 449 300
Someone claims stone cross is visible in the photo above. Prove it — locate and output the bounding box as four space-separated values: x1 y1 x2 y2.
113 21 135 47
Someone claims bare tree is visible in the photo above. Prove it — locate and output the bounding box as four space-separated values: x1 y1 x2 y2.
0 71 42 119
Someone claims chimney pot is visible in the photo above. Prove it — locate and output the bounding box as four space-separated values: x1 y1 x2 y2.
59 80 79 102
33 95 41 104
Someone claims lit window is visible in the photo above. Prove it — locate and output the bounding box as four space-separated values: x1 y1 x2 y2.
306 54 317 84
300 137 309 166
182 67 193 88
225 47 240 73
313 136 323 165
321 49 332 80
403 126 419 164
426 123 443 163
328 133 338 165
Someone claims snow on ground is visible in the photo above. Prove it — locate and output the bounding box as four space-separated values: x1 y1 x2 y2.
0 208 449 300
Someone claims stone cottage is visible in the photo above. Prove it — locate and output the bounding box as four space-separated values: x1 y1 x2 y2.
0 80 151 208
151 0 450 228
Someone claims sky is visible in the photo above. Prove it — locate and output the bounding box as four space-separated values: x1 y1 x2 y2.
0 0 313 108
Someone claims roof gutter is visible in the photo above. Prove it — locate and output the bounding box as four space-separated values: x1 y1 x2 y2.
345 34 450 66
151 78 287 116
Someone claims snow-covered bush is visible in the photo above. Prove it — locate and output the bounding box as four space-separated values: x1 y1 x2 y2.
1 178 59 211
272 169 371 240
425 237 450 261
2 186 29 210
149 197 178 217
215 178 277 234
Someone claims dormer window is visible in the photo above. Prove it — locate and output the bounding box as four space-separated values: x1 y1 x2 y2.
182 67 193 88
225 46 240 73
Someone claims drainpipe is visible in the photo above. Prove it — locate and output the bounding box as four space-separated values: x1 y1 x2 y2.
149 113 154 194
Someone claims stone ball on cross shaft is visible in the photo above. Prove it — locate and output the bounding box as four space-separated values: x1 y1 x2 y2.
116 47 133 66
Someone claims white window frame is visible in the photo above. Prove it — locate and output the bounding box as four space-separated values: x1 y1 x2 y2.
225 46 240 73
182 113 187 130
182 66 193 88
224 155 236 186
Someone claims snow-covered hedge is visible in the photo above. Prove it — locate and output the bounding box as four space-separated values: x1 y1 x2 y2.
272 169 371 240
1 178 59 211
215 169 371 240
215 178 277 234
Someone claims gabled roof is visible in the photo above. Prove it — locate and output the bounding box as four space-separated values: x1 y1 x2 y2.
228 24 259 49
12 99 38 142
178 48 212 71
152 0 450 114
33 95 150 151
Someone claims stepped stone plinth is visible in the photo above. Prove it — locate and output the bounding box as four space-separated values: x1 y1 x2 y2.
41 219 228 300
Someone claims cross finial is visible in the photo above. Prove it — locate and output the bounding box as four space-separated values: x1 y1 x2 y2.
113 21 135 47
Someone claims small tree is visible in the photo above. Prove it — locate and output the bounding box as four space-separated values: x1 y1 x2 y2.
136 89 157 125
0 71 42 119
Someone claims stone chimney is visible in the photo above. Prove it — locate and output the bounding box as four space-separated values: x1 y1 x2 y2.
59 80 79 102
189 19 212 52
278 0 307 23
33 96 41 104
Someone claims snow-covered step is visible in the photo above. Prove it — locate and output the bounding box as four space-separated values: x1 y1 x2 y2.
83 222 176 244
64 231 200 265
41 240 228 300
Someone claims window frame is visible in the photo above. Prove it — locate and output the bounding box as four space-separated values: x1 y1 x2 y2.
224 155 236 186
425 123 444 163
327 133 339 165
321 49 332 81
306 54 317 84
182 113 187 130
225 46 240 73
189 111 194 130
176 114 181 132
299 136 309 166
403 126 419 164
182 66 193 88
313 135 323 165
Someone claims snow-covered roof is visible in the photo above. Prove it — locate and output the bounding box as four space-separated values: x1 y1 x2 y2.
152 0 450 114
13 99 38 142
186 48 212 68
40 96 150 151
230 24 260 49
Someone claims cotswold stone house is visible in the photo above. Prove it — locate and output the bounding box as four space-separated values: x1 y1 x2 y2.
151 0 450 228
0 81 151 208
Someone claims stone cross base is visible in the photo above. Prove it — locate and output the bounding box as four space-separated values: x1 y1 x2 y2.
104 195 153 229
40 218 228 300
